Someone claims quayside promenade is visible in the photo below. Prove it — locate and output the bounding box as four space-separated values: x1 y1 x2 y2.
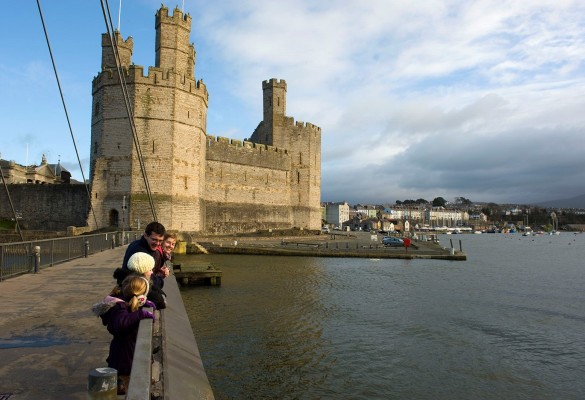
0 246 213 400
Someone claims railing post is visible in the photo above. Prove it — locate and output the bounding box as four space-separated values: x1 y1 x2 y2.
87 367 117 399
85 240 90 258
33 246 41 273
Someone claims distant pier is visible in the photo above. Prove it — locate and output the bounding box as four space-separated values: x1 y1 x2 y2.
187 233 467 260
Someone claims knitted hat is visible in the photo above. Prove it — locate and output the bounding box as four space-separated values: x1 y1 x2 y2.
127 252 155 274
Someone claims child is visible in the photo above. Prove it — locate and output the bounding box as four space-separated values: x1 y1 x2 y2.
113 252 167 309
92 275 154 395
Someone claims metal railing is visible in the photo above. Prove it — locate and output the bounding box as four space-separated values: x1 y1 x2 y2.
0 231 142 281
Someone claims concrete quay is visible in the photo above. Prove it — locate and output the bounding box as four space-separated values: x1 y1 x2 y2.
0 245 214 400
195 232 467 260
0 247 125 400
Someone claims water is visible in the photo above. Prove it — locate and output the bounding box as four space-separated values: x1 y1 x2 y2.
178 233 585 399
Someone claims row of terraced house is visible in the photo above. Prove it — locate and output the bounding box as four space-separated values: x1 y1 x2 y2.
322 202 489 233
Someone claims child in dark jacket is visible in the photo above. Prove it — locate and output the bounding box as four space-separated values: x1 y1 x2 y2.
92 275 154 395
113 252 167 309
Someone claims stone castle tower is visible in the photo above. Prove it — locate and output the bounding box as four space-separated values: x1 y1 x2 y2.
88 5 320 233
250 80 321 230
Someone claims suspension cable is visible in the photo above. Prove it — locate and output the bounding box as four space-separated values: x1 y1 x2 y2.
100 0 158 222
35 0 100 230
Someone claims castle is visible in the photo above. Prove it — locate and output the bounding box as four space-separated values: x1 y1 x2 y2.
88 5 321 233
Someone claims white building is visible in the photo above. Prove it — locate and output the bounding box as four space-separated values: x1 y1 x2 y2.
325 202 350 227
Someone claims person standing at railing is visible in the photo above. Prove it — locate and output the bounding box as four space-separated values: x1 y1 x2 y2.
92 275 155 396
121 221 170 283
160 232 177 267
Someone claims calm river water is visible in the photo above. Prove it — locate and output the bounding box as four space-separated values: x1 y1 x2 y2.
177 233 585 399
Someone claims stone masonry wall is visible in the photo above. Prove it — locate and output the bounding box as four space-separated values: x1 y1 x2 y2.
0 184 88 230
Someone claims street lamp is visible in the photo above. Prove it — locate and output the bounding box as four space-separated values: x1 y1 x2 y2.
121 195 127 242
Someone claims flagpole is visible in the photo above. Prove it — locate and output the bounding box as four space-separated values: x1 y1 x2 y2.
117 0 122 31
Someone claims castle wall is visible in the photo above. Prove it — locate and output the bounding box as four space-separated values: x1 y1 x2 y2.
0 185 88 230
204 136 293 233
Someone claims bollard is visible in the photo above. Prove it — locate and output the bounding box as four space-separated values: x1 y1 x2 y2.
174 240 187 254
87 367 117 399
85 240 90 258
33 246 41 273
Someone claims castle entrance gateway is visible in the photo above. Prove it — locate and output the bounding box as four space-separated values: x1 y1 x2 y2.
109 209 119 227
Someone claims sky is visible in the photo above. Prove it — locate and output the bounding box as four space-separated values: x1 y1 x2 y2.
1 0 585 206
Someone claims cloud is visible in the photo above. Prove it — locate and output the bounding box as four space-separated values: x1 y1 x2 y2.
5 1 585 206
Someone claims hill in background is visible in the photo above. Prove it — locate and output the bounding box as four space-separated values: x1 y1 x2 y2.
535 193 585 209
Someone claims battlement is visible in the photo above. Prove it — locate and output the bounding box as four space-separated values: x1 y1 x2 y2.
92 65 208 99
101 31 133 49
262 78 287 90
206 135 288 155
101 31 133 70
156 5 191 28
206 135 290 171
282 116 322 133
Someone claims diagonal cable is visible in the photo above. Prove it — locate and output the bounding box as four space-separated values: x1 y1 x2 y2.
36 0 99 229
100 0 158 222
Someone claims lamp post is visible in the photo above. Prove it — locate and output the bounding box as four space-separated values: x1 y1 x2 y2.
121 195 127 244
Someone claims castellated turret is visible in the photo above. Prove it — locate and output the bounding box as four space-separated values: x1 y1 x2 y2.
89 5 208 231
250 79 322 231
88 6 321 233
101 31 133 70
155 7 195 77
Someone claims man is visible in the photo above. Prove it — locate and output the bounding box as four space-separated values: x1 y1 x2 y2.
121 221 170 280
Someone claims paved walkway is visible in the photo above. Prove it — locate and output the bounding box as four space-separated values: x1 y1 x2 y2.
0 246 128 400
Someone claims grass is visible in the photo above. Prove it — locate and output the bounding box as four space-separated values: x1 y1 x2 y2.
0 220 16 230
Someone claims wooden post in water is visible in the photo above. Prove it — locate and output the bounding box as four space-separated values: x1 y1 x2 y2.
459 240 463 252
